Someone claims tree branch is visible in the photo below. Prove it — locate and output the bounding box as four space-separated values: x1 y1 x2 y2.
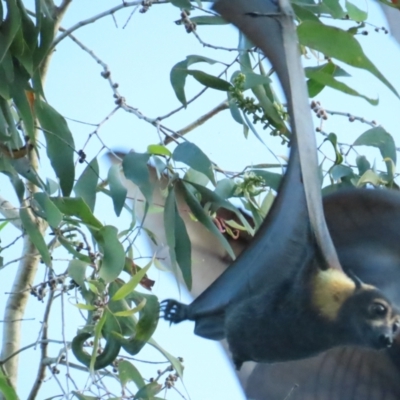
0 196 22 231
164 101 229 145
52 1 167 47
27 290 55 400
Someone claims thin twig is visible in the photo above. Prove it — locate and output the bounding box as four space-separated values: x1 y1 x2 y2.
52 1 167 47
164 101 229 144
27 290 55 400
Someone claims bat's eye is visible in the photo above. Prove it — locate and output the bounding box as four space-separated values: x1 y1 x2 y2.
369 302 388 317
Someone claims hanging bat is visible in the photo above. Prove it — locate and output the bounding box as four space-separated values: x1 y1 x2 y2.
162 0 400 371
246 188 400 400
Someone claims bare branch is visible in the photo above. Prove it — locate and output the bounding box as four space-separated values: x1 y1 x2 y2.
164 101 229 145
0 196 22 231
52 1 168 47
28 290 55 400
0 223 43 389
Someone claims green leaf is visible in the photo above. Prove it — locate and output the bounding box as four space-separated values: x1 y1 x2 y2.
305 68 378 105
74 158 99 212
10 157 44 189
215 178 237 199
173 142 215 184
0 366 19 400
112 259 152 301
133 382 162 400
122 153 153 203
74 303 96 311
306 62 351 97
250 170 282 191
353 127 396 179
184 167 209 187
95 226 125 283
345 1 367 21
170 55 220 106
107 164 127 217
147 144 171 157
68 259 88 289
324 133 343 165
120 292 159 356
148 338 184 377
174 203 192 288
51 197 102 230
33 192 63 229
0 161 25 202
298 21 399 98
186 180 254 234
113 298 146 316
35 99 75 196
118 360 145 389
323 0 345 18
330 164 355 181
20 207 51 267
356 155 370 176
58 237 92 264
11 82 35 141
190 15 228 25
164 188 192 289
242 72 271 90
187 70 231 91
178 181 235 260
357 169 382 187
33 4 55 69
292 3 321 22
228 92 245 125
0 0 21 64
170 0 191 8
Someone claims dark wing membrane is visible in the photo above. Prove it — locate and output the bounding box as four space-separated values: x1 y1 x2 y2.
324 189 400 306
246 188 400 400
185 0 316 325
247 345 400 400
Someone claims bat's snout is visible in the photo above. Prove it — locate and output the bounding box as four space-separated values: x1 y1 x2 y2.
379 333 393 348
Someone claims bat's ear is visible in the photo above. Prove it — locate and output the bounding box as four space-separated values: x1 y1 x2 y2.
347 269 363 290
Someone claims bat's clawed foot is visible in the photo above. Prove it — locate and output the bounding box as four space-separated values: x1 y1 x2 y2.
161 299 189 324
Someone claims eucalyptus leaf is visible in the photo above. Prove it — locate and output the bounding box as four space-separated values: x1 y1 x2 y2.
20 207 51 267
122 152 153 203
118 360 145 389
298 21 399 98
178 181 235 260
74 158 99 212
35 99 75 196
107 164 127 217
173 142 215 184
95 226 125 283
51 197 102 230
33 192 63 228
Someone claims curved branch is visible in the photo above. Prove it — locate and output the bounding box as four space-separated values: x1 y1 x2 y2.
0 196 22 231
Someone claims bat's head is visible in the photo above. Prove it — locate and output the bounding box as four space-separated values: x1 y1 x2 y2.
338 279 400 349
312 268 400 349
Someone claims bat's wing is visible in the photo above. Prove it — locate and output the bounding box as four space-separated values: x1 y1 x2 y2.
246 345 400 400
245 188 400 399
325 189 400 305
182 138 312 339
163 0 325 339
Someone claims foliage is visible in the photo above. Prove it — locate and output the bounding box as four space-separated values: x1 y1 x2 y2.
0 0 398 399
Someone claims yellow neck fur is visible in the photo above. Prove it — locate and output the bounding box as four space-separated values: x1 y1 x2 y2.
312 269 356 321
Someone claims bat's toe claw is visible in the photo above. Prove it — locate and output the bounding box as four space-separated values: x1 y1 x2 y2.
161 299 189 324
